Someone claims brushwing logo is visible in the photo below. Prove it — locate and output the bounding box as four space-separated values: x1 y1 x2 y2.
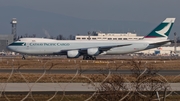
155 21 172 37
22 43 26 46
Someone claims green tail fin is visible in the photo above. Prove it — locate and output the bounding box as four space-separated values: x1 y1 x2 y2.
144 18 175 39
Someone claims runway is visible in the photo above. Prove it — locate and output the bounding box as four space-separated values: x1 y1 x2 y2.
0 69 180 75
1 83 180 92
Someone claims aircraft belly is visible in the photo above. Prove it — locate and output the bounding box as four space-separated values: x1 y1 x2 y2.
105 44 148 55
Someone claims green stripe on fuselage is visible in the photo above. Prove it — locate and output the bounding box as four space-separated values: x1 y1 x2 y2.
9 42 26 46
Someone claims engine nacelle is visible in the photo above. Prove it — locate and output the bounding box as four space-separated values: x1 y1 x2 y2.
67 50 80 58
87 48 100 56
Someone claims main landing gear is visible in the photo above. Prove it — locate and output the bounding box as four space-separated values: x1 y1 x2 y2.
83 55 96 60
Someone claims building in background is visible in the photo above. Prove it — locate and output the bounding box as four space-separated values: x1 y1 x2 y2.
75 31 144 40
137 43 180 56
0 18 15 52
0 34 13 52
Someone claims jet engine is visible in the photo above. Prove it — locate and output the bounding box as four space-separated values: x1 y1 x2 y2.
87 48 100 56
67 50 80 58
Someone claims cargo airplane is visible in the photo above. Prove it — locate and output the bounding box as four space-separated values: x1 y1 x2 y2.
7 18 175 60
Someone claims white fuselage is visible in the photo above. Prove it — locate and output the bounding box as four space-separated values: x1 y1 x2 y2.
7 38 166 55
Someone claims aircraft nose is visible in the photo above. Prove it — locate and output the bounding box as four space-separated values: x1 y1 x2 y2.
7 45 13 51
7 44 16 51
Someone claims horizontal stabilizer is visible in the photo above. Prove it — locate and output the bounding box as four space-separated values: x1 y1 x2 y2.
149 40 171 45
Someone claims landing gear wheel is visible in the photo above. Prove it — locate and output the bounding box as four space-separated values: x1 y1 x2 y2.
83 55 86 60
92 57 96 60
83 55 96 60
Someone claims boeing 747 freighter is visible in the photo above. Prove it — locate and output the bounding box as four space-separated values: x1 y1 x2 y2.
7 18 175 60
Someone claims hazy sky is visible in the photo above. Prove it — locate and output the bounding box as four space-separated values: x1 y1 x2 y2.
0 0 179 38
1 0 179 21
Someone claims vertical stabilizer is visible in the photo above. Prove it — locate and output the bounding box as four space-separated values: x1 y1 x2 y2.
144 18 175 39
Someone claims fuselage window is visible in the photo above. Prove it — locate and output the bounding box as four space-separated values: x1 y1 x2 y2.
108 38 112 40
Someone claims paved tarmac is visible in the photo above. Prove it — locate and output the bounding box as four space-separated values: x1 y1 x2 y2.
0 69 180 75
1 55 180 60
0 83 180 92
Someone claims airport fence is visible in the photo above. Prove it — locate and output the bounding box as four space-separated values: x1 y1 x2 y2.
0 58 180 100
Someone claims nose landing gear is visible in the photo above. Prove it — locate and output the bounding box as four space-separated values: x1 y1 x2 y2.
22 55 26 60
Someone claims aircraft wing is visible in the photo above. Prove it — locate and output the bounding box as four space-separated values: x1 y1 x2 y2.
98 44 132 51
55 44 132 55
